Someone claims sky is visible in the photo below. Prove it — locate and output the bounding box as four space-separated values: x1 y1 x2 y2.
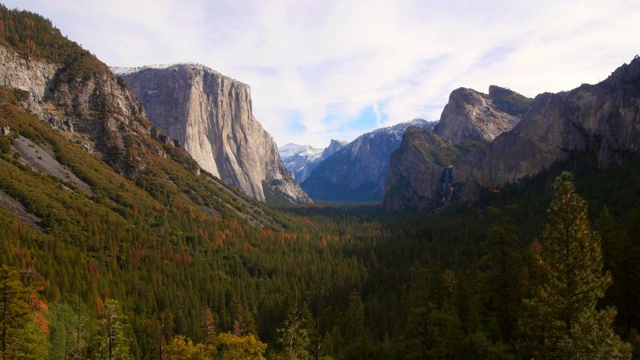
5 0 640 148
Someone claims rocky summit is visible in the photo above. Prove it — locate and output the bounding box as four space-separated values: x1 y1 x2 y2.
434 86 531 144
0 39 165 177
384 57 640 211
454 58 640 199
384 86 532 211
383 127 456 211
115 64 311 204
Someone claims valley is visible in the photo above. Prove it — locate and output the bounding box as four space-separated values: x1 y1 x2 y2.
0 5 639 360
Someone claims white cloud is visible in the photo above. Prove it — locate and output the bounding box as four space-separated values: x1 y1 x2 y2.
4 0 640 148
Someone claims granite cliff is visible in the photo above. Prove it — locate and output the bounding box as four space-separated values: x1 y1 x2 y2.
0 39 173 176
383 127 456 211
322 139 349 159
384 58 640 211
434 86 528 143
384 86 532 211
115 64 311 204
0 7 290 228
454 58 640 199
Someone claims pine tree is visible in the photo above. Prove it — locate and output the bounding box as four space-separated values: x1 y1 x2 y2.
48 301 76 360
48 296 91 360
425 270 464 359
478 210 524 344
95 299 132 360
199 307 216 347
345 290 365 341
343 289 375 360
404 268 431 359
521 172 631 359
278 301 313 359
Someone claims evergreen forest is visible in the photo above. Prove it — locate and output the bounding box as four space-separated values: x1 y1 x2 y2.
1 5 640 360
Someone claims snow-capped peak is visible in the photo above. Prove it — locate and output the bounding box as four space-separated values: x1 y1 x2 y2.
279 143 323 162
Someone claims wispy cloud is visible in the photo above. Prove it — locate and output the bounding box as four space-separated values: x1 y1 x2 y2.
5 0 640 148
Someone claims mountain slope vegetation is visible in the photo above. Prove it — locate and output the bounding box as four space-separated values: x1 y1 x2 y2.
1 5 639 359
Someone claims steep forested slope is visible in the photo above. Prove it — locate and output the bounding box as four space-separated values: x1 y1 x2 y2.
1 5 639 360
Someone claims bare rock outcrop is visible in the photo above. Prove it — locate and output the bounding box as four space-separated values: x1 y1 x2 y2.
384 57 640 211
434 87 526 143
455 58 640 199
383 127 455 211
0 44 57 107
0 43 175 176
116 64 311 204
383 86 530 210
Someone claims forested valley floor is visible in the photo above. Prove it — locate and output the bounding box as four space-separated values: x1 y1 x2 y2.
3 132 640 358
1 5 639 358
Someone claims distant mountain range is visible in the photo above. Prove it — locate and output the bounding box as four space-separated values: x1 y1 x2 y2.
300 119 437 202
279 139 347 183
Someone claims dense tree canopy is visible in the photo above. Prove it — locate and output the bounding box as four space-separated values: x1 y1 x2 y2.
0 6 640 359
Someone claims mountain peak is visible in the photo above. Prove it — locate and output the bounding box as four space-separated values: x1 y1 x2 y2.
279 140 347 183
112 63 219 76
301 120 436 202
322 139 349 159
112 63 250 88
599 55 640 89
117 64 310 204
384 57 640 212
434 86 529 144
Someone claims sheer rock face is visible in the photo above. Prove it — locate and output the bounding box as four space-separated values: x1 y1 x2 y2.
0 45 57 106
383 86 529 211
383 127 453 212
455 59 640 199
117 64 311 203
384 58 640 211
321 139 348 159
0 44 145 128
434 87 523 143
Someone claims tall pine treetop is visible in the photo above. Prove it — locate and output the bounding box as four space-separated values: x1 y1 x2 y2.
521 172 631 359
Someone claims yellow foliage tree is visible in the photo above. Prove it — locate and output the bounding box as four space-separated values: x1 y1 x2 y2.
164 335 212 360
214 332 267 360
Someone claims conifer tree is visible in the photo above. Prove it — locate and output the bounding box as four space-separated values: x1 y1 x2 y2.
345 290 365 341
521 172 631 359
478 209 524 344
199 308 216 347
404 268 431 359
95 299 132 360
48 295 91 360
425 270 464 359
343 289 375 359
278 301 313 359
